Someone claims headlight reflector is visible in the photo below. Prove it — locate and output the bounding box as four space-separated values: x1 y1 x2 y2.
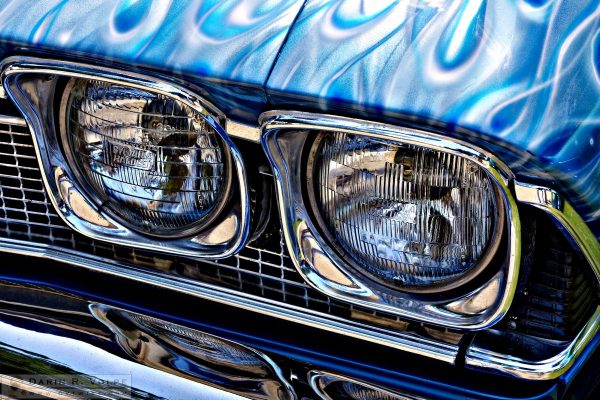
308 132 502 292
62 79 231 237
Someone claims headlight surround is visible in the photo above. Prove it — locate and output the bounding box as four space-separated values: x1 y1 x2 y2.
61 78 232 238
306 131 504 293
0 58 250 258
261 111 520 329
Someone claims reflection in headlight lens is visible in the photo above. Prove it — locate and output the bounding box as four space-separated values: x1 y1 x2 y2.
62 79 230 237
309 132 501 292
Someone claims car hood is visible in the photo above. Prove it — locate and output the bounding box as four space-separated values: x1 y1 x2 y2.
0 0 304 86
0 0 597 236
267 0 600 235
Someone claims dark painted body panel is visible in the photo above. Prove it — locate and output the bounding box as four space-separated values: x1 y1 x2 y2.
0 254 574 399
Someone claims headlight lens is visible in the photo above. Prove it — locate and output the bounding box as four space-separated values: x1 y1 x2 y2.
62 78 231 237
308 132 502 292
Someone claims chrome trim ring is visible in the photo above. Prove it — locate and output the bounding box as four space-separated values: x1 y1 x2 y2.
304 132 506 294
0 57 251 258
260 110 521 329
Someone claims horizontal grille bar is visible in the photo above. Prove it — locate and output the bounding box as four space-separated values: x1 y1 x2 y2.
0 115 385 320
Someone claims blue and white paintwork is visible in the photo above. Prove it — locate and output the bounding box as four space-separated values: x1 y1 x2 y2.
0 0 303 85
0 0 598 234
268 0 600 237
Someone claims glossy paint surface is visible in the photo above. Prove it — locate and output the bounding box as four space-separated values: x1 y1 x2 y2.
0 320 246 399
0 0 597 234
267 0 600 235
0 2 597 396
0 255 564 400
0 0 304 86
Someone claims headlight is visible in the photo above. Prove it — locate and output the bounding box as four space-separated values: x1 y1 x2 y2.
307 132 503 293
261 111 520 328
61 78 231 237
1 58 250 258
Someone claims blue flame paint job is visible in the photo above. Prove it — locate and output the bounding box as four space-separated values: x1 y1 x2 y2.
267 0 600 237
0 0 304 85
0 0 597 235
0 0 304 120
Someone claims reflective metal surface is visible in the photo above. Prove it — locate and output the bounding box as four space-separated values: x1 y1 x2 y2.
466 307 600 380
261 110 521 329
0 57 251 258
1 110 598 380
0 269 571 398
91 304 296 400
515 181 600 283
308 371 423 400
0 281 291 399
0 0 597 390
0 234 460 365
226 119 261 143
0 112 462 366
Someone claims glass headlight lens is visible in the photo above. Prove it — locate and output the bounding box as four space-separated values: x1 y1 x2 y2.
62 79 231 237
308 132 502 292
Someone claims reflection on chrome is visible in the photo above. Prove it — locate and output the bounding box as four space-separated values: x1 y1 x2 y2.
90 304 296 400
261 111 520 329
309 371 423 400
55 166 117 229
0 57 251 258
515 181 600 282
466 307 600 380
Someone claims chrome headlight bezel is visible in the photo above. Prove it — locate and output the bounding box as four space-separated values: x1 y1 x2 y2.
0 57 250 258
261 111 521 329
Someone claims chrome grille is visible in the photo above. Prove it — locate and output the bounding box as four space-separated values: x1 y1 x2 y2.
0 115 353 317
0 112 595 346
0 120 67 233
